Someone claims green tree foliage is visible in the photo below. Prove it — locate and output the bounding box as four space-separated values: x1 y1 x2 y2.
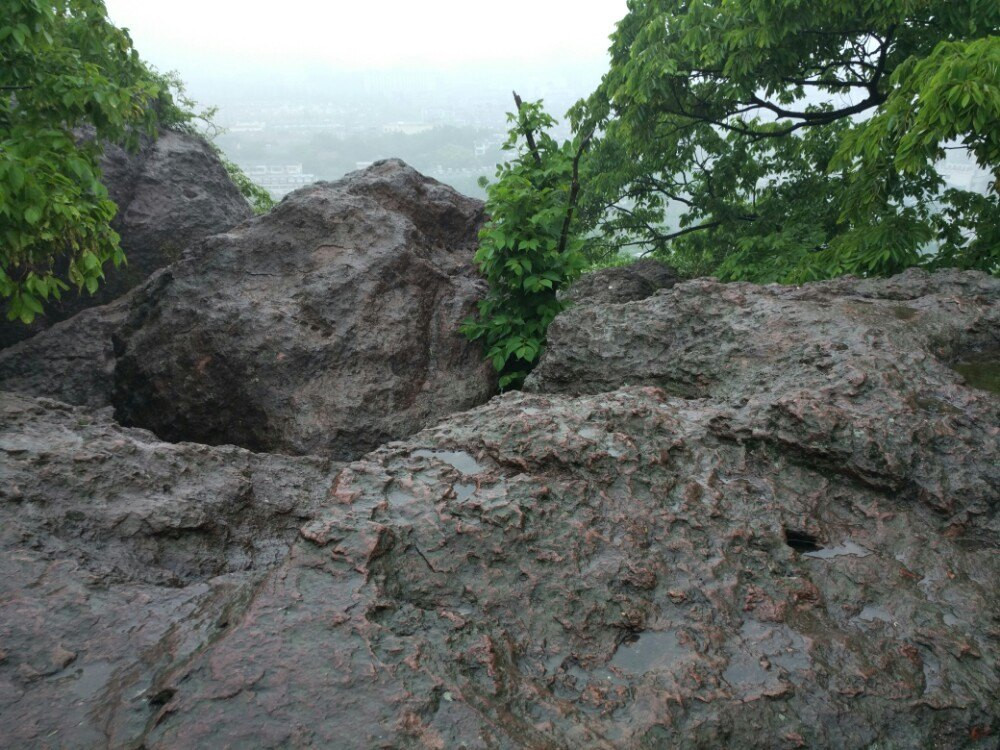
461 97 590 389
0 1 169 323
0 2 270 325
571 0 1000 281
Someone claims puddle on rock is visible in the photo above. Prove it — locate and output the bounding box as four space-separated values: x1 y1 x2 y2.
454 482 476 501
387 486 415 507
70 660 115 700
952 353 1000 395
855 605 893 624
804 540 871 559
891 305 919 321
610 631 686 674
412 449 485 475
723 621 810 696
922 649 943 695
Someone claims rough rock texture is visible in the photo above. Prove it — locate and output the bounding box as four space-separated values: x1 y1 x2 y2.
0 392 341 748
113 158 495 459
145 269 997 748
0 129 252 348
562 258 680 306
529 268 1000 406
2 269 997 748
0 297 127 408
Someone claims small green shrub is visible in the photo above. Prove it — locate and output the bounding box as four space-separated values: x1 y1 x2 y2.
461 98 590 389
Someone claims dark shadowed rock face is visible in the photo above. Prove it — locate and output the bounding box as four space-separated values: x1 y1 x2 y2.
562 258 680 306
1 269 996 749
112 158 496 459
0 129 252 348
0 392 341 748
0 297 127 408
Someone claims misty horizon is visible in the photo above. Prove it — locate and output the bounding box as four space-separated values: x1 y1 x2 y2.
101 1 628 200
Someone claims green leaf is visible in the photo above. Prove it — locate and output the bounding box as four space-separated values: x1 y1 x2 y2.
23 206 42 224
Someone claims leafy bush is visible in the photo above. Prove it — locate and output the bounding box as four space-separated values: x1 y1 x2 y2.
461 98 590 389
216 149 275 216
1 0 167 323
0 4 272 325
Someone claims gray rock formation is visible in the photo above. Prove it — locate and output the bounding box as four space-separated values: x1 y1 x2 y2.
1 269 996 748
528 268 999 403
0 392 341 748
112 158 496 459
0 129 252 348
561 257 680 306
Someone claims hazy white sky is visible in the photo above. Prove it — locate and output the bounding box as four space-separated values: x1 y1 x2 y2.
104 0 628 72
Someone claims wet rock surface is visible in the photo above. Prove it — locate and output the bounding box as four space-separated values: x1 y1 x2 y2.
0 392 341 747
1 268 997 748
561 258 680 306
0 130 252 348
0 297 127 408
529 268 999 403
113 158 495 459
143 378 997 748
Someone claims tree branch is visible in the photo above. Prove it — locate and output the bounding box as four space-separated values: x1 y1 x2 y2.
512 91 542 166
653 26 898 140
606 202 674 243
556 131 593 255
779 76 872 89
613 220 723 248
745 92 886 123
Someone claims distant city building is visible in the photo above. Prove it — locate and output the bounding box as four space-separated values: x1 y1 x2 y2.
230 121 266 132
382 121 433 135
938 157 992 193
242 164 315 199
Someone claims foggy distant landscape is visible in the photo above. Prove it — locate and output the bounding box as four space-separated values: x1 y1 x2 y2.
166 63 990 206
103 0 623 201
195 64 606 200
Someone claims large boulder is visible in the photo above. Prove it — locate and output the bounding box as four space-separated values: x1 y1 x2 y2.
139 381 997 748
0 129 252 348
0 392 341 748
112 159 496 459
1 269 995 748
527 267 999 404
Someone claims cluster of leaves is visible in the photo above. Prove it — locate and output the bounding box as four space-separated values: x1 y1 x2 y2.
827 35 1000 276
461 98 589 389
216 149 275 215
1 2 274 325
569 0 999 282
1 0 166 323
